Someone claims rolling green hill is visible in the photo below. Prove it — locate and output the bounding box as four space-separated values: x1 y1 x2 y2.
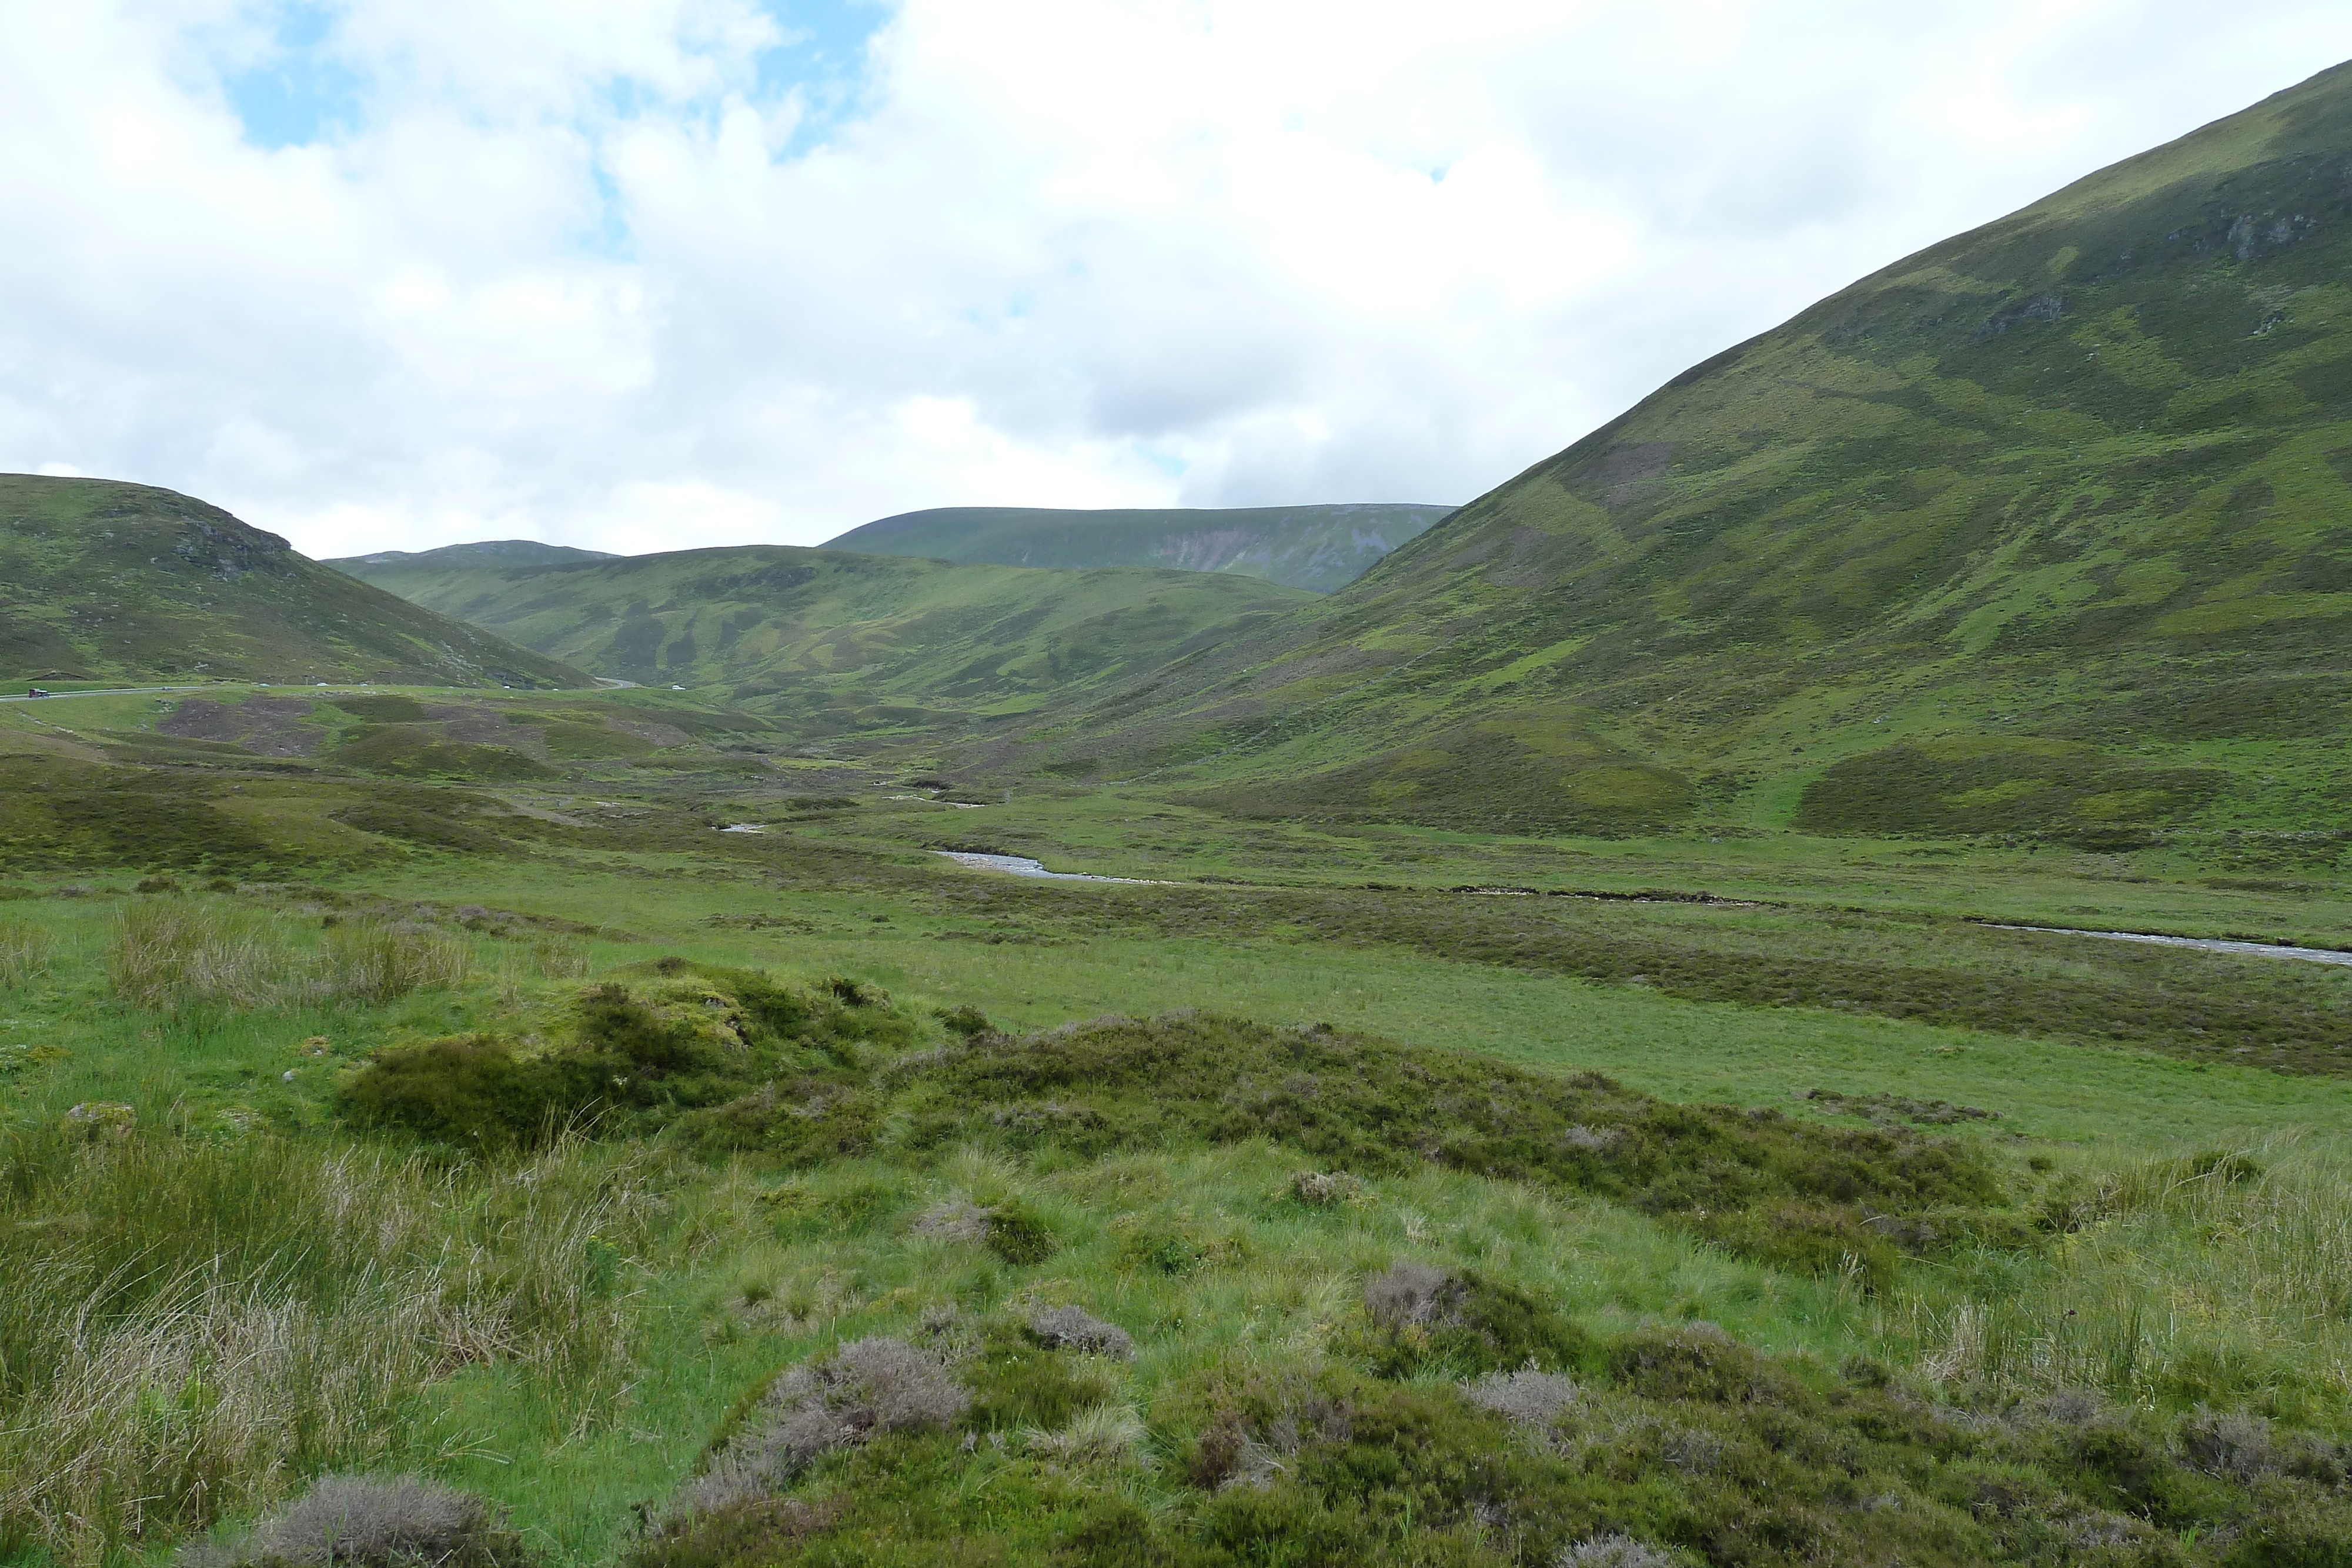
1016 61 2352 844
0 476 587 689
336 544 1314 735
822 502 1455 592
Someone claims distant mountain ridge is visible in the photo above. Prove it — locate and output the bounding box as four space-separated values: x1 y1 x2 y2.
823 503 1455 592
0 476 586 688
328 543 1314 734
340 540 617 569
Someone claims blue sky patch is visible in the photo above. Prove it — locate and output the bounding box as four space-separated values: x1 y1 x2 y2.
752 0 891 152
222 1 365 150
216 0 893 154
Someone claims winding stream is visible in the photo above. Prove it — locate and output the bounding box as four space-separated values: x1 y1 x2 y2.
934 851 1169 885
1994 925 2352 968
930 855 2352 969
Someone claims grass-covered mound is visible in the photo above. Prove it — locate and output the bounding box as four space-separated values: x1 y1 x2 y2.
340 963 916 1150
686 1011 2014 1284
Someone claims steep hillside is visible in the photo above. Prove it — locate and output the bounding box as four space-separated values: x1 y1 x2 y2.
0 477 587 688
1020 61 2352 844
348 544 1313 734
824 502 1454 592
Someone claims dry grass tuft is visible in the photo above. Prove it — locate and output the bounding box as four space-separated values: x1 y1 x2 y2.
320 921 470 1005
0 1132 654 1564
108 900 467 1011
109 900 294 1009
1287 1169 1363 1206
0 920 54 989
1899 1141 2352 1407
1023 1403 1150 1469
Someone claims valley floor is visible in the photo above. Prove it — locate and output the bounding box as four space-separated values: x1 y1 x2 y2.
6 684 2352 1566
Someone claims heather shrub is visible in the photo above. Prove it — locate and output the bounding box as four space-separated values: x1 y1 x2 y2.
682 1339 970 1515
1184 1374 1520 1560
1352 1263 1593 1378
194 1473 526 1568
1027 1306 1134 1360
910 1198 991 1243
1464 1368 1579 1430
2181 1409 2277 1483
337 1034 604 1149
1606 1322 1784 1405
1685 1201 1902 1290
1557 1536 1686 1568
937 1004 993 1039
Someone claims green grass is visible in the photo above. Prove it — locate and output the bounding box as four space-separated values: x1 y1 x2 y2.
6 788 2352 1566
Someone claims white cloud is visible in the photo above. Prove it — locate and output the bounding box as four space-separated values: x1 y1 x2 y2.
1 0 2350 558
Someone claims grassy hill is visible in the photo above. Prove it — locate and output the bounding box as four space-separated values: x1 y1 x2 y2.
335 544 1314 735
0 477 587 688
1015 61 2352 845
822 502 1455 592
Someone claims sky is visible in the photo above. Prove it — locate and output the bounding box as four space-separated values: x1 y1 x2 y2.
4 2 2351 559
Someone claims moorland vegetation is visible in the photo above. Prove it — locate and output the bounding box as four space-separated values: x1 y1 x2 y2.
9 53 2352 1568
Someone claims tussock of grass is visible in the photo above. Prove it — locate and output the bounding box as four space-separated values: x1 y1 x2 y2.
0 918 53 989
108 898 467 1011
1892 1138 2352 1415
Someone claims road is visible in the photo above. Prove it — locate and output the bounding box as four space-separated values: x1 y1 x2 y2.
0 684 217 702
0 683 383 703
